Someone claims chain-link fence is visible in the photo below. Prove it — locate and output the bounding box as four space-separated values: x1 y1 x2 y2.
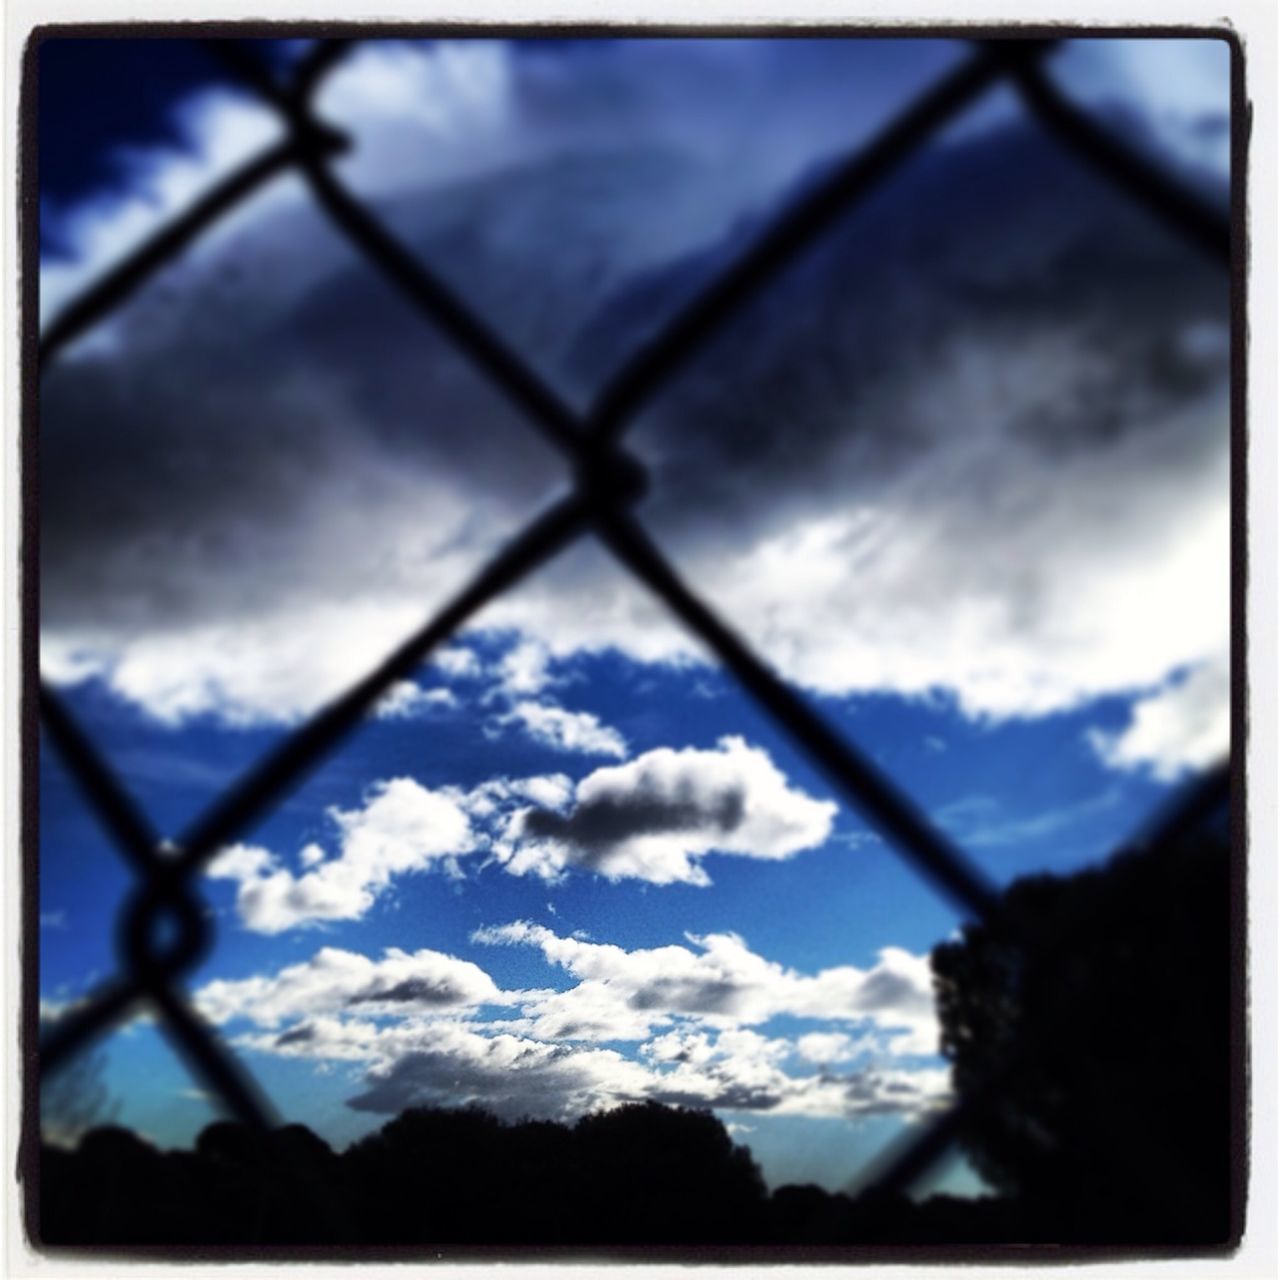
27 31 1239 1249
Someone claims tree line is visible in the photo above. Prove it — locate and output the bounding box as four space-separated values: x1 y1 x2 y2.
35 819 1233 1249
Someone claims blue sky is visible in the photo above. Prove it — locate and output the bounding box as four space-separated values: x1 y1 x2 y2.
37 35 1231 1195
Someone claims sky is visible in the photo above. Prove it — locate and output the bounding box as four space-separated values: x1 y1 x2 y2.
36 34 1232 1197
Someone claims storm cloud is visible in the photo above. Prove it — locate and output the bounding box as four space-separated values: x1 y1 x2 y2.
39 39 1230 776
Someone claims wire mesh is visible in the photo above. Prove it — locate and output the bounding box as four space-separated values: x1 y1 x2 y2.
29 31 1236 1245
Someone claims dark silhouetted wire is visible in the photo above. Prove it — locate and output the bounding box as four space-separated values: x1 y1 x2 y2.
584 41 1055 445
592 506 1006 925
846 1100 971 1201
148 984 280 1132
40 977 145 1076
1012 59 1230 266
38 685 160 873
298 158 586 462
39 134 346 370
175 493 592 872
204 41 589 461
292 37 358 103
845 758 1231 1203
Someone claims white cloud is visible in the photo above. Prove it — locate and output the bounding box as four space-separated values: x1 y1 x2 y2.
260 1016 666 1121
473 923 938 1054
206 778 477 932
239 1010 949 1124
193 920 948 1124
316 40 511 160
204 736 838 933
795 1032 865 1065
207 843 276 882
42 596 472 728
495 638 554 697
1087 657 1230 781
432 645 482 680
492 736 835 886
460 772 575 820
375 681 458 719
195 944 503 1027
500 700 628 758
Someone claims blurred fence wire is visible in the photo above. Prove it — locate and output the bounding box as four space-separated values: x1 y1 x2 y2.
31 32 1236 1242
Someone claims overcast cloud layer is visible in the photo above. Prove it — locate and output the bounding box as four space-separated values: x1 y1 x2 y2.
40 40 1231 779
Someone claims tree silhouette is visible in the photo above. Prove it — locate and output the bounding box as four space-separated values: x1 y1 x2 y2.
932 820 1233 1244
39 1045 118 1147
572 1100 768 1243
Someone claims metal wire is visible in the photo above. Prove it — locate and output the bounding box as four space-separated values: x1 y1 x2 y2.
33 32 1234 1237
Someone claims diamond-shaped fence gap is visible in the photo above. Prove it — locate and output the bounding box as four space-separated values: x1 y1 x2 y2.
607 95 1229 836
41 209 576 748
455 563 974 944
306 37 981 414
455 529 701 677
590 82 1073 490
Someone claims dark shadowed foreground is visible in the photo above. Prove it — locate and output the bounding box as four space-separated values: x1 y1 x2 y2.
35 824 1232 1253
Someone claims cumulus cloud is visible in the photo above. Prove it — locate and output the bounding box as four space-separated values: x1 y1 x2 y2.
460 772 575 819
207 778 476 932
241 1012 948 1124
195 944 504 1027
39 40 1229 746
473 922 938 1054
1087 658 1230 780
374 681 458 719
637 1024 949 1118
206 736 829 931
495 639 555 698
432 645 483 681
499 700 628 758
192 916 948 1125
491 736 836 885
323 1022 665 1121
795 1032 866 1065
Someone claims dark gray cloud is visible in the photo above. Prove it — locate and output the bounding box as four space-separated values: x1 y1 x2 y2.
855 967 935 1017
347 977 475 1007
627 977 743 1016
345 1043 608 1122
499 739 834 885
40 41 1230 747
275 1023 316 1047
522 781 746 868
647 1081 784 1112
